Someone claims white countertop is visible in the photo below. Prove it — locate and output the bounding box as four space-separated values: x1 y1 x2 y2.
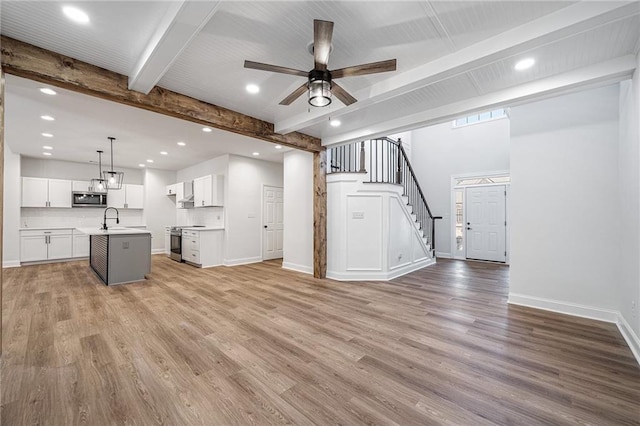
76 227 152 235
182 226 224 231
21 225 147 231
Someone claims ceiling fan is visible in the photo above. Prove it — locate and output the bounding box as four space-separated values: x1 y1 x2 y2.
244 19 397 107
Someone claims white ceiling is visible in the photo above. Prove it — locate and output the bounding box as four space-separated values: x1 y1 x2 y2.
1 0 639 157
5 75 289 170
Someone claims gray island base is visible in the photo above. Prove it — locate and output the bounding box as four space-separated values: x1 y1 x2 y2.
77 228 151 285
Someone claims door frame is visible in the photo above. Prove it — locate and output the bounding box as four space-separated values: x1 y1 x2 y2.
450 171 510 264
261 184 284 261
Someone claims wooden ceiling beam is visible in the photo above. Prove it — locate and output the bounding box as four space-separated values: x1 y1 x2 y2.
0 36 321 153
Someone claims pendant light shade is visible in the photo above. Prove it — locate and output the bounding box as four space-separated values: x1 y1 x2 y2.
90 150 107 192
103 136 124 190
308 69 332 107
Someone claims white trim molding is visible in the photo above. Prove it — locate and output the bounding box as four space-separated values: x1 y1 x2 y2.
508 293 640 366
435 252 452 259
224 256 262 267
617 314 640 366
282 262 313 275
2 261 21 268
152 249 166 255
328 257 435 281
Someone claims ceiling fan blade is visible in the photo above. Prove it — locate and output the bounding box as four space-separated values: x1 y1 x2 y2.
313 20 334 70
331 82 357 106
331 59 397 79
244 60 308 77
279 83 308 105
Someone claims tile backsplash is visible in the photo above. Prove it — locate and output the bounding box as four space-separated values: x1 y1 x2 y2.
21 208 145 228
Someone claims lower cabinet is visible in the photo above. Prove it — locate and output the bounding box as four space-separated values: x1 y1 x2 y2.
181 229 223 267
20 229 73 262
73 231 90 258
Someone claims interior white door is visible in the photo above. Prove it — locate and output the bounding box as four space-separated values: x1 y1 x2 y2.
263 186 284 260
466 185 507 262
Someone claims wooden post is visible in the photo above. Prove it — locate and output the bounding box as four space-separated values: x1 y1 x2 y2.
313 150 327 278
0 68 4 353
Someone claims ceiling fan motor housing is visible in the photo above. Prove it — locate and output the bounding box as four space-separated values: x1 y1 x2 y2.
308 69 332 107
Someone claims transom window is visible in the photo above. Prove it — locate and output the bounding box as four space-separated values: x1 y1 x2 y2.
454 176 511 186
453 108 507 128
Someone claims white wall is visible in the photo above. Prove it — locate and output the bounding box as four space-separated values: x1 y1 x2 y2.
283 150 313 274
410 117 510 256
618 56 640 339
225 155 283 265
143 168 177 253
509 85 621 313
175 154 227 227
3 143 21 267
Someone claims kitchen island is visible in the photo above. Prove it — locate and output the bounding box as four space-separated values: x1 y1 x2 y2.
76 227 151 285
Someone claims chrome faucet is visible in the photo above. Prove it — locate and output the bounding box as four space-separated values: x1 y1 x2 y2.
102 207 120 230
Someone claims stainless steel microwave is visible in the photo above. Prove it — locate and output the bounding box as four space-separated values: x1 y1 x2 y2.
72 192 107 208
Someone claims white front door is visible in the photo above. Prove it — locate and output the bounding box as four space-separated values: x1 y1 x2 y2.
466 185 507 262
263 186 284 260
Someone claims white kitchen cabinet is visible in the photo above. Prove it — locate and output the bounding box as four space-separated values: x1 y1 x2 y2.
164 227 171 255
193 175 223 208
73 231 90 257
22 177 72 208
107 184 144 209
72 180 107 193
181 229 223 267
20 229 73 262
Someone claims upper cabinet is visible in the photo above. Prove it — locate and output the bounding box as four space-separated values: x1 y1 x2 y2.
193 175 223 207
107 184 144 209
22 177 72 208
72 180 106 193
166 184 177 196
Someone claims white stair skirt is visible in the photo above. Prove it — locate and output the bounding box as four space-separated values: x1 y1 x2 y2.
327 174 435 281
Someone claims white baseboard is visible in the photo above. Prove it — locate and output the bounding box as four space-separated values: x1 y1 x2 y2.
2 260 21 268
508 293 640 366
282 261 313 275
327 258 435 281
617 314 640 366
152 249 166 255
507 293 619 323
435 252 452 259
224 256 262 267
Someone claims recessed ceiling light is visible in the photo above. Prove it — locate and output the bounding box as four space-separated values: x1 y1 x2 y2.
330 119 341 127
39 88 57 96
202 127 212 133
43 146 53 150
274 145 282 149
177 141 186 146
246 84 260 94
160 151 168 155
62 6 90 24
43 152 52 156
41 115 55 121
138 164 145 167
515 58 535 71
146 159 154 163
252 152 260 156
41 133 53 138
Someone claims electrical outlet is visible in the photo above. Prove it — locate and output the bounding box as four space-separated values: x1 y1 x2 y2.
632 300 636 317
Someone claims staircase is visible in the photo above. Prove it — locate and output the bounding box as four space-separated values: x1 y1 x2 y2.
328 137 442 256
326 137 442 280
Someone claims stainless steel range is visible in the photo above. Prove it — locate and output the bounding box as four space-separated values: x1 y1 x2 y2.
169 225 206 262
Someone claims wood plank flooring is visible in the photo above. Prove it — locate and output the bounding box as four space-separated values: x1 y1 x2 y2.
2 257 639 425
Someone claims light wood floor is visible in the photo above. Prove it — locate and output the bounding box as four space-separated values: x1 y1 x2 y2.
2 256 639 425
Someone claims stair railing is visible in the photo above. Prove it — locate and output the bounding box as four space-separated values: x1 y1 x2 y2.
327 137 442 253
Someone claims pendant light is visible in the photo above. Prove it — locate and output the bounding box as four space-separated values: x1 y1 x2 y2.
103 136 124 190
90 150 107 192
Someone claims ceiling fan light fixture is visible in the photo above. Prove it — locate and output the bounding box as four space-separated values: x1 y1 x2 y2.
308 70 332 107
